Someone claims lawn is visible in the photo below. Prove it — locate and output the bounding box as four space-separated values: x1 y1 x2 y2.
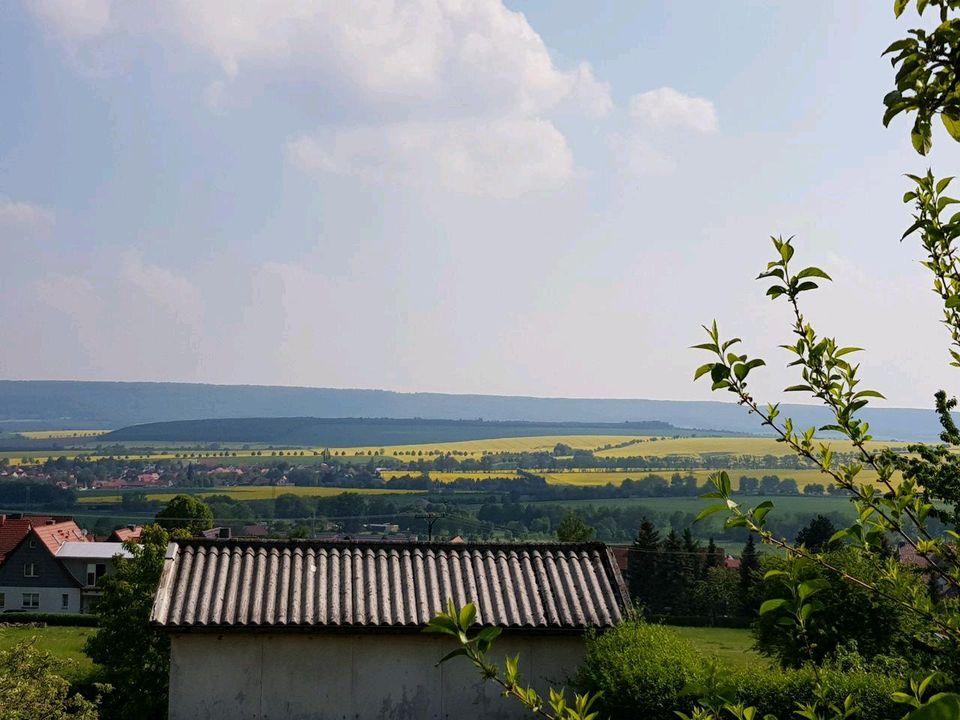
77 486 423 504
668 625 765 669
0 625 98 682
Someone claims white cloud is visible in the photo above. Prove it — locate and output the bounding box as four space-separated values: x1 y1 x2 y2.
288 117 573 199
0 197 55 231
610 135 677 177
30 0 113 39
27 0 609 196
630 87 718 134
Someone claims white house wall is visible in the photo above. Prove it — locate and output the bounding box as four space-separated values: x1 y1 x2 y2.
168 632 586 720
0 585 81 613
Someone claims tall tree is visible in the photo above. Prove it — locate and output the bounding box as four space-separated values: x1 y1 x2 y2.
739 535 759 593
86 525 185 720
795 514 838 553
627 519 661 611
155 494 213 534
556 511 594 543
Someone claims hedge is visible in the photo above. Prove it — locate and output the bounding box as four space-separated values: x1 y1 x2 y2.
574 620 903 720
0 612 98 626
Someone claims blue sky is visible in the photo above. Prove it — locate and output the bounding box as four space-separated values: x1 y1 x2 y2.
2 1 958 408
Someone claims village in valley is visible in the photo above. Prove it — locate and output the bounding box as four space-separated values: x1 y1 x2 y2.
3 1 960 719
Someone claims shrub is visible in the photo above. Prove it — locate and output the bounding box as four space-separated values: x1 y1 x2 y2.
729 666 901 720
574 620 705 720
0 612 98 627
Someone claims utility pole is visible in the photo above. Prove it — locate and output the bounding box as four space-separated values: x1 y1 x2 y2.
415 512 445 541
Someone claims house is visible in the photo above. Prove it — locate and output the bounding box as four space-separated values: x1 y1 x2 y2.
152 539 629 720
0 514 77 564
0 517 130 614
109 525 143 543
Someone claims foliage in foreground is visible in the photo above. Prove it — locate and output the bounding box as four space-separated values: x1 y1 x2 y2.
0 640 99 720
84 525 182 720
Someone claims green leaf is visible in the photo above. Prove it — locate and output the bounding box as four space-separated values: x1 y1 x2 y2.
784 384 814 392
795 267 832 281
435 647 469 666
906 694 960 720
936 177 955 194
691 342 720 352
459 603 476 631
693 363 714 381
763 569 788 581
695 504 728 522
854 389 886 399
759 599 788 616
943 114 960 142
753 500 774 523
795 281 819 293
912 121 932 155
893 0 908 17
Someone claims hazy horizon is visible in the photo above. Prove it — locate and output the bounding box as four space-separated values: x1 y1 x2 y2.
4 2 960 408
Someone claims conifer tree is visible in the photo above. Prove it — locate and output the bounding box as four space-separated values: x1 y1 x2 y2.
627 519 661 611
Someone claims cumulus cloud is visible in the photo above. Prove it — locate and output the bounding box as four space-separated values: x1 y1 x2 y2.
288 117 573 198
629 87 718 134
27 0 609 196
0 197 55 231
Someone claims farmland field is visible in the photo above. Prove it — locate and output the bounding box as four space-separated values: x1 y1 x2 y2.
527 495 856 516
594 436 907 458
541 468 892 489
17 429 107 440
76 486 422 504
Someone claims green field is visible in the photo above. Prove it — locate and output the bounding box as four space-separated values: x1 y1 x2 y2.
542 468 891 489
668 625 762 669
595 436 906 458
77 486 423 504
0 625 98 682
528 495 855 516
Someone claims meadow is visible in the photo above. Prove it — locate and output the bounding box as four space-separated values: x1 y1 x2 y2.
77 486 422 504
17 430 107 440
0 625 98 682
667 626 760 669
526 494 856 516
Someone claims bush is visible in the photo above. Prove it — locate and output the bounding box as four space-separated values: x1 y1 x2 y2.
574 619 903 720
0 612 98 626
729 666 901 720
574 620 705 720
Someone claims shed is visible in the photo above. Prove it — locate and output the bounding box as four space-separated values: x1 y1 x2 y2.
151 538 628 720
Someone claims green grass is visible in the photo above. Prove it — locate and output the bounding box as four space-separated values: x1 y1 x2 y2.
0 625 98 682
667 625 765 669
527 495 856 516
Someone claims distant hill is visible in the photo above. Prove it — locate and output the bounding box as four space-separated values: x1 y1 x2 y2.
0 380 944 441
102 418 704 446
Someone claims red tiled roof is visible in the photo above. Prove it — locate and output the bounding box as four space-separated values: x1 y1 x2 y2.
32 521 88 555
110 526 143 542
723 556 742 570
0 515 74 563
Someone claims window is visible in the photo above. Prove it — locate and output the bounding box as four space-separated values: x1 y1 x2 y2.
22 593 39 610
61 594 69 610
86 563 106 586
23 562 38 578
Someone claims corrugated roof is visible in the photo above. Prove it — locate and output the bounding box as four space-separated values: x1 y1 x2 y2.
151 539 628 632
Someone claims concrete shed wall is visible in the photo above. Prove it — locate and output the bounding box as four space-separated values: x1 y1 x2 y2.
168 632 586 720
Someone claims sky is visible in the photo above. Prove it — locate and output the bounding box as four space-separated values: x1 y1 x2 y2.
2 1 959 409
